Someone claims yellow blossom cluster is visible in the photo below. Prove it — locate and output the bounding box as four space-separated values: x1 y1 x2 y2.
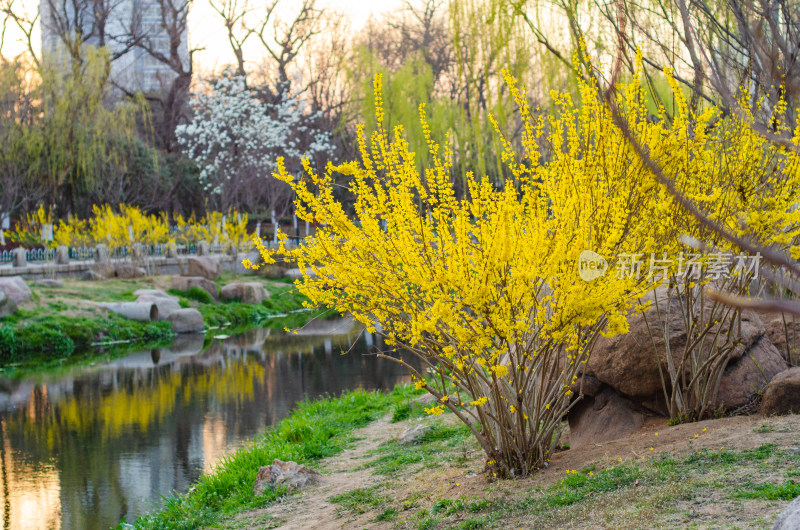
250 60 800 478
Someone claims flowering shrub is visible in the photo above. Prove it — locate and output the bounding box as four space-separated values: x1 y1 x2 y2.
250 60 800 475
8 205 255 255
176 74 332 213
251 73 660 477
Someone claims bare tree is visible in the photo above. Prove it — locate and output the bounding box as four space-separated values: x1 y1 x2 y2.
132 0 196 152
208 0 252 78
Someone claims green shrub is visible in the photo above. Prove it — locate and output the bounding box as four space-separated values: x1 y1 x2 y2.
169 287 214 304
15 323 74 358
0 325 16 362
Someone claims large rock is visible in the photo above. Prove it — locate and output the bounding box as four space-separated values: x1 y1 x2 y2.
113 263 146 279
253 459 320 496
773 494 800 529
762 312 800 363
220 282 269 304
167 308 204 333
0 290 17 318
0 277 32 305
568 387 649 449
588 295 765 400
170 276 218 300
81 270 105 281
185 257 219 279
715 336 788 409
761 367 800 416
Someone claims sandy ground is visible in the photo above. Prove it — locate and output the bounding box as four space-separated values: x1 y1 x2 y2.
226 412 800 529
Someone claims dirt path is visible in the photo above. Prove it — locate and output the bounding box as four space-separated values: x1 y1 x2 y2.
230 415 407 529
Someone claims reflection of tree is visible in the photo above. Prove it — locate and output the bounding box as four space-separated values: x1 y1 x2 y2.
0 328 418 528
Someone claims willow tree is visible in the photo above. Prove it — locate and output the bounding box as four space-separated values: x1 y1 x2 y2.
38 46 149 216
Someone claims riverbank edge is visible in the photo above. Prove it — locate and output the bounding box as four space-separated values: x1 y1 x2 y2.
0 282 320 375
121 384 425 529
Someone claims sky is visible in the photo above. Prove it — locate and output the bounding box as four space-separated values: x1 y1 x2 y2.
1 0 405 67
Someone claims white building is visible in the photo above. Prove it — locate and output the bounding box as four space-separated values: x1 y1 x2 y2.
40 0 189 93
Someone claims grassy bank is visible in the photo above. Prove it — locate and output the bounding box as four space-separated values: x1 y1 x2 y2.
0 276 320 371
123 384 424 529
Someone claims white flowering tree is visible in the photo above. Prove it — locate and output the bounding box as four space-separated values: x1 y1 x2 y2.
176 74 332 214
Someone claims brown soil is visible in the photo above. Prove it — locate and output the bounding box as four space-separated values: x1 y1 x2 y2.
225 413 800 529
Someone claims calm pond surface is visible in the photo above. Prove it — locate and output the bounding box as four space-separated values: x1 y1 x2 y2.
0 318 411 529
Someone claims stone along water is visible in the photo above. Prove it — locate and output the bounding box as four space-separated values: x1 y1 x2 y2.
0 319 410 529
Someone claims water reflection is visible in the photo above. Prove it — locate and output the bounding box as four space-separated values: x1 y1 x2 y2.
0 319 412 529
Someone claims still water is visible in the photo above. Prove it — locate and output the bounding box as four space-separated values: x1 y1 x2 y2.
0 318 410 529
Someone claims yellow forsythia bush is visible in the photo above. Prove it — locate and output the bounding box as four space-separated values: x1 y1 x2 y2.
251 62 800 476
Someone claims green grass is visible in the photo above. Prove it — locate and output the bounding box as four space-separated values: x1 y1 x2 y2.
124 384 424 529
734 480 800 500
168 286 215 304
329 487 389 514
0 314 173 365
367 423 473 476
394 443 799 528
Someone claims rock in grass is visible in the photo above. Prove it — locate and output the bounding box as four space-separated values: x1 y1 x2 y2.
0 276 32 304
398 424 432 445
81 270 106 281
167 308 204 333
253 459 320 496
220 282 269 304
761 367 800 416
0 290 17 318
774 493 800 529
32 279 63 288
185 257 220 279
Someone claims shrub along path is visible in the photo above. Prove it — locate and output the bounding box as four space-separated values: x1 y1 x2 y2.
218 409 800 529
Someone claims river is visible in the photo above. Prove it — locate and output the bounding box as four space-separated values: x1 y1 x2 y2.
0 318 412 529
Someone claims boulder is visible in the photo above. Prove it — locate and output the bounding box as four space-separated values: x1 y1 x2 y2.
762 312 800 363
587 294 765 400
253 459 320 496
185 257 219 279
32 279 63 288
81 270 105 281
570 374 604 398
167 308 204 333
0 290 17 318
567 387 649 449
0 277 32 305
715 336 788 409
761 367 800 416
398 424 432 445
112 263 146 279
774 494 800 529
220 282 269 304
170 276 219 300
